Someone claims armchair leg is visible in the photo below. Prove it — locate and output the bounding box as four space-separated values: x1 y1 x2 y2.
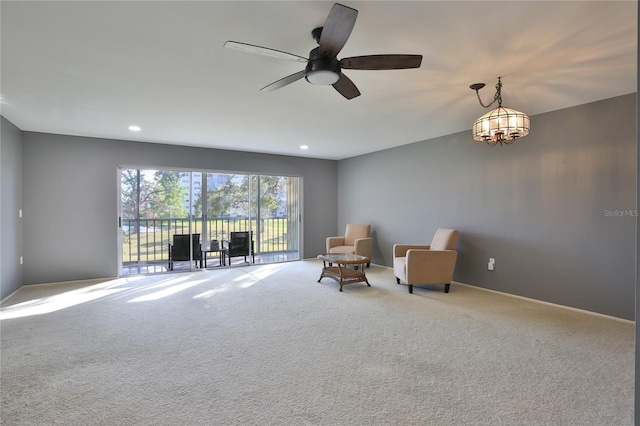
367 262 370 268
408 284 413 294
396 277 400 284
444 283 451 293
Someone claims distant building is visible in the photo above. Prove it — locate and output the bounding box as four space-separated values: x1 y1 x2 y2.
178 173 248 217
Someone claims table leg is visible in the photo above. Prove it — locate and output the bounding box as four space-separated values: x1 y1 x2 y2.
337 264 344 291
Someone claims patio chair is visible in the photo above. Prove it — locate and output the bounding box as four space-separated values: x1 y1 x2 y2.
168 233 202 270
225 231 255 265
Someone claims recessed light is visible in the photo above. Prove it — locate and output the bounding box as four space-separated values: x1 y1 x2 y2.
300 145 309 150
128 125 141 132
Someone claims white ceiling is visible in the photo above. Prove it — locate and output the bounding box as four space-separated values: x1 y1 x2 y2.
1 1 637 160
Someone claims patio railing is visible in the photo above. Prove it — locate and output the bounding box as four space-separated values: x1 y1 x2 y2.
122 216 295 264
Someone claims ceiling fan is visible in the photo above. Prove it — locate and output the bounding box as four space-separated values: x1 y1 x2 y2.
224 3 423 100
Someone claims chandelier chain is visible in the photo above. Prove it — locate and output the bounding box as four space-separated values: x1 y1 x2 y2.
475 77 503 109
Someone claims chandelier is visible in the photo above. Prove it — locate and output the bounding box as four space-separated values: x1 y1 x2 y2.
469 77 530 146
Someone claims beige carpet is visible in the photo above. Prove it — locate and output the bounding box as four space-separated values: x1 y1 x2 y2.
1 260 634 425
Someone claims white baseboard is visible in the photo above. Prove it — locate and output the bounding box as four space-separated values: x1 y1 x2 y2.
453 281 634 325
1 288 21 304
371 263 633 324
1 277 117 304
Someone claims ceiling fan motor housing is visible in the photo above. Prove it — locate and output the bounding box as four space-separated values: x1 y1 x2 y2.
305 47 341 85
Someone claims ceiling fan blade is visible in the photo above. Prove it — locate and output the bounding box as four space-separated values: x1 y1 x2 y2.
340 55 423 70
318 3 358 57
224 41 308 63
332 73 360 100
260 70 306 92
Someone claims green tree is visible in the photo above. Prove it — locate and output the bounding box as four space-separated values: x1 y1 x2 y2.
149 171 188 218
194 174 245 217
120 169 156 233
121 169 188 235
258 176 285 216
241 175 285 217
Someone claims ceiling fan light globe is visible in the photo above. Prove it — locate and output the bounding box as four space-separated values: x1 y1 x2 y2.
305 70 340 85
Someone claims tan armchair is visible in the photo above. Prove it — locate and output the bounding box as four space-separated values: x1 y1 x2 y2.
326 224 373 267
393 228 459 293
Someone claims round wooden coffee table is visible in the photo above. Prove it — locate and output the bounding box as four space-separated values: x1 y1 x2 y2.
317 253 371 291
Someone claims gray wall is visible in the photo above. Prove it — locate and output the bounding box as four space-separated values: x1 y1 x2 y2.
635 9 639 424
21 132 337 285
0 117 24 300
337 94 636 320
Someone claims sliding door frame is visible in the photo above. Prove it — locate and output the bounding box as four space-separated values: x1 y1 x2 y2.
118 165 303 276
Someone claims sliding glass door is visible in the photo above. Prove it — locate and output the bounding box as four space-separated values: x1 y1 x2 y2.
196 173 301 267
252 175 300 262
119 167 301 275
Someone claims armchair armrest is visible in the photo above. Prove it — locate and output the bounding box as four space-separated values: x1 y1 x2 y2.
393 244 430 258
354 237 373 258
405 249 458 284
326 236 345 252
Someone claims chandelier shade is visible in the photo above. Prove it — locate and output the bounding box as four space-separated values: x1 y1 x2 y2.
472 105 530 146
469 77 530 146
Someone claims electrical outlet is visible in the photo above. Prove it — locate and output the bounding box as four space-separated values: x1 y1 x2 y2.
488 258 495 271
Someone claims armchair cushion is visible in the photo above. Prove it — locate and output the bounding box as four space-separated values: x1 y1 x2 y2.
430 228 459 251
326 236 346 251
344 224 370 246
